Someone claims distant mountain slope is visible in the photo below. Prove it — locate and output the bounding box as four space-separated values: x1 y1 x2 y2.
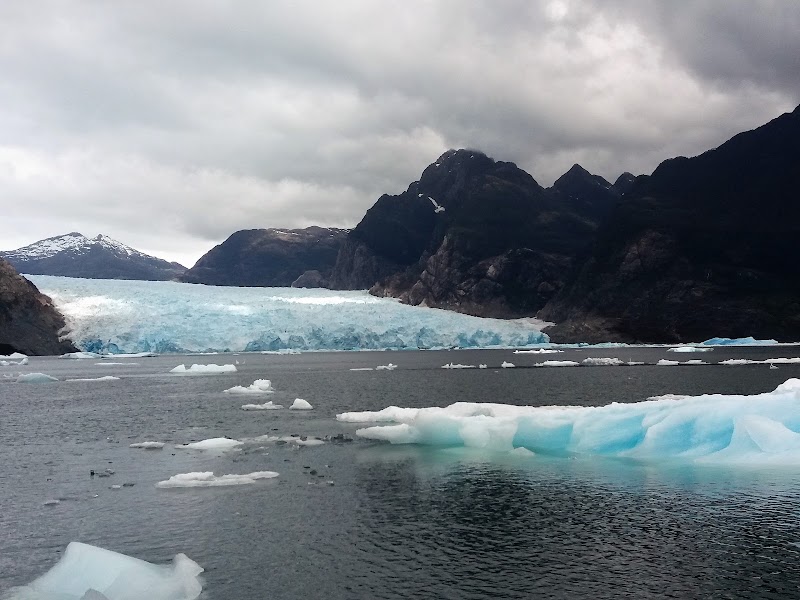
1 233 186 281
0 258 77 355
329 149 622 317
540 104 800 343
180 227 349 287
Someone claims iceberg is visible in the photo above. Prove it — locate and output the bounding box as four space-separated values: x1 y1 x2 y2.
129 442 165 449
581 358 624 366
702 336 779 346
3 541 203 600
501 361 515 368
169 364 237 375
441 363 476 369
375 363 397 370
0 352 27 359
60 351 102 359
156 471 279 488
668 346 713 353
0 357 28 366
290 398 314 410
337 379 800 465
67 376 120 382
534 360 579 367
16 373 58 383
27 275 548 353
223 379 275 394
241 401 283 410
175 437 243 451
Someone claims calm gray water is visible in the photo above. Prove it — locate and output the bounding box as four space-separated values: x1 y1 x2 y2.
2 347 800 599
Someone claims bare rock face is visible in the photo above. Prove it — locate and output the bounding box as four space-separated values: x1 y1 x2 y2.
0 258 77 355
291 270 327 288
541 104 800 343
331 149 619 318
181 227 348 287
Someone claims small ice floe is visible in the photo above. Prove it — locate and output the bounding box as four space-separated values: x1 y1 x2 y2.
241 401 283 411
376 363 397 370
349 367 374 371
156 471 279 488
441 363 476 369
129 441 165 450
223 379 275 394
721 358 800 366
43 499 60 506
479 364 488 368
253 434 324 447
510 447 536 458
59 351 102 359
534 360 579 367
290 398 314 410
96 362 138 366
103 352 158 358
668 346 713 353
5 541 203 600
16 372 58 383
501 361 515 368
581 357 624 366
170 364 237 375
67 376 120 382
175 437 243 451
770 362 779 370
682 360 709 366
0 357 28 366
513 349 563 354
657 359 681 366
0 352 27 359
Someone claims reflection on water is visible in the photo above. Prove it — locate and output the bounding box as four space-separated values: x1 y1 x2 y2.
354 445 800 599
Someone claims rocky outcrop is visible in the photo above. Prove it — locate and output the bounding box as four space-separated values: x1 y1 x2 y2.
181 227 348 287
0 258 77 355
331 150 620 317
1 233 185 281
540 104 800 343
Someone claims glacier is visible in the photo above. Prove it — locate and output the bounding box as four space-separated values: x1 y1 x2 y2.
338 379 800 465
2 541 203 600
28 275 548 353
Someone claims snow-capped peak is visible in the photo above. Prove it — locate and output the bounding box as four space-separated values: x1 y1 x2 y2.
3 232 145 260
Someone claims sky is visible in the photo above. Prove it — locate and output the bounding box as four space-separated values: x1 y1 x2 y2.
1 1 798 268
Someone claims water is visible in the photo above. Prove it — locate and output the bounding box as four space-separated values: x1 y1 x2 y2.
2 347 800 599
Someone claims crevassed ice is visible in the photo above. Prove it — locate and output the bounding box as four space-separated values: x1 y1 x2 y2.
27 275 548 353
337 379 800 465
3 541 203 600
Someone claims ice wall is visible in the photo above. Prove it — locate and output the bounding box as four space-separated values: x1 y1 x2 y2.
338 379 800 465
28 275 548 353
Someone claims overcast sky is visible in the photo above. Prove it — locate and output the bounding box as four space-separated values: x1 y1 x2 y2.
1 1 798 267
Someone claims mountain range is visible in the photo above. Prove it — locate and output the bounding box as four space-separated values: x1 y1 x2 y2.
3 103 799 351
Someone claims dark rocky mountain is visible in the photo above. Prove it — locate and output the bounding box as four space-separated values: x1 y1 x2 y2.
540 104 800 343
180 227 348 287
1 233 186 281
613 172 637 195
329 150 622 317
0 258 77 355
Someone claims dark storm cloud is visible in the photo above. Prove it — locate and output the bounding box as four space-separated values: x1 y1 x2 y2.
0 1 797 266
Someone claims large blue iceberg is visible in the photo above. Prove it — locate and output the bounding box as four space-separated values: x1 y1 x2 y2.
338 379 800 465
28 276 548 353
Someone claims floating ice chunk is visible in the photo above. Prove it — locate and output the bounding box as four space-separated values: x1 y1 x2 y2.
4 541 203 600
67 376 120 382
534 360 579 367
175 437 243 450
223 379 275 394
510 447 536 458
720 359 754 365
343 379 800 465
0 352 27 359
96 362 137 366
241 401 283 410
60 351 102 359
375 363 397 370
129 442 165 449
668 346 713 353
16 373 58 383
156 471 279 488
441 363 476 369
252 434 324 446
290 398 313 410
682 359 708 366
0 357 28 366
513 349 563 354
479 364 488 369
349 367 374 371
657 359 680 366
703 337 779 346
169 364 237 375
501 361 515 368
581 357 624 366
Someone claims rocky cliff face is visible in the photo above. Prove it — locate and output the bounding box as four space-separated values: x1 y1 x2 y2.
1 232 185 281
0 258 77 355
330 150 620 317
181 227 348 287
540 104 800 343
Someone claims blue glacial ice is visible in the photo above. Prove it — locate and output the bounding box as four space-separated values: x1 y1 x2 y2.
702 336 779 346
3 541 203 600
338 379 800 465
28 275 548 353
